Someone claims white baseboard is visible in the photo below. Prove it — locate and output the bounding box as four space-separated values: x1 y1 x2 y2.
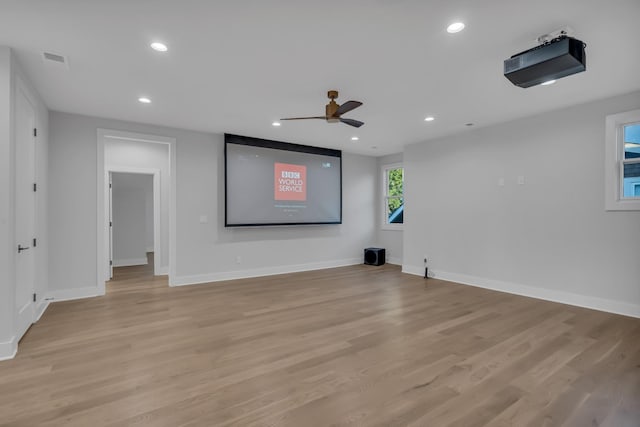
46 286 104 303
171 257 362 287
35 299 50 322
0 337 17 361
1 300 52 361
402 265 424 276
387 256 402 266
113 258 148 267
402 264 640 319
155 265 168 276
14 303 33 346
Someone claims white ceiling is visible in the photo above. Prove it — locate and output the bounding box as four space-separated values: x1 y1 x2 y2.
1 0 639 156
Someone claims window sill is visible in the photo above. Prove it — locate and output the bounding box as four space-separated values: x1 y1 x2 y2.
605 199 640 211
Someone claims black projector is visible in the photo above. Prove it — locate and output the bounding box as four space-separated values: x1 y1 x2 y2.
504 36 586 88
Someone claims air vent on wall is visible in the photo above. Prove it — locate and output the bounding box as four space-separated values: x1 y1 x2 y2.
42 51 69 69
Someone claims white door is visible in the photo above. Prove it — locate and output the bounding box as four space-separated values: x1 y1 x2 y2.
14 85 36 339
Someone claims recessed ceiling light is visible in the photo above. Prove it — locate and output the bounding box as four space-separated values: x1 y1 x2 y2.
447 22 465 33
371 146 378 150
351 136 359 141
138 97 151 104
465 123 474 127
541 79 556 86
150 42 168 52
272 121 281 127
424 116 435 122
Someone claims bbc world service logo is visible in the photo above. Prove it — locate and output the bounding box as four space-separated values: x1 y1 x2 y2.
274 162 307 201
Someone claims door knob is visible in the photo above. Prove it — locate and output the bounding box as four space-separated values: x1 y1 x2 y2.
18 244 30 253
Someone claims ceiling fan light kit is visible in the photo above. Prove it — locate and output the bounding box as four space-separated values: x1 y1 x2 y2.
281 90 364 128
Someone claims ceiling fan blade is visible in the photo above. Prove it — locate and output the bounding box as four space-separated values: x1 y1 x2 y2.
340 118 364 128
280 116 326 120
333 100 362 117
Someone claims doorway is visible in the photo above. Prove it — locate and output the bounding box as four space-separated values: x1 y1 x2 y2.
97 129 175 292
108 172 157 281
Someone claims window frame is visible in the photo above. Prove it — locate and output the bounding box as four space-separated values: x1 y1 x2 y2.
381 163 404 230
605 109 640 211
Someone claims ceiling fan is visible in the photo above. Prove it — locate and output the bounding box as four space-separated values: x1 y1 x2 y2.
281 90 364 128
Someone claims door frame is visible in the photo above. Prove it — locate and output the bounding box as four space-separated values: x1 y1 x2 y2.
107 168 161 277
108 172 113 279
96 129 176 293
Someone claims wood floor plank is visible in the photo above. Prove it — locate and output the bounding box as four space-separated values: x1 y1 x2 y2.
1 255 638 426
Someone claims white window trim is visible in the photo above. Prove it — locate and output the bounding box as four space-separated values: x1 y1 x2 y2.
381 162 403 231
605 109 640 211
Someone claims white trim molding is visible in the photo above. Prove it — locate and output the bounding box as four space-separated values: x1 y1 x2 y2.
0 337 17 361
113 258 149 267
105 167 161 276
402 264 640 319
97 128 176 293
46 286 104 303
387 257 403 266
35 299 49 322
172 257 362 287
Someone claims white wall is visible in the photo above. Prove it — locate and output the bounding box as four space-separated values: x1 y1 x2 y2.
175 138 377 284
48 111 377 295
376 152 403 264
403 91 640 317
0 47 48 359
0 47 14 358
105 139 168 269
111 173 151 266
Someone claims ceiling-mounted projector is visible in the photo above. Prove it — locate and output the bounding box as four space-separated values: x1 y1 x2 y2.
504 35 586 88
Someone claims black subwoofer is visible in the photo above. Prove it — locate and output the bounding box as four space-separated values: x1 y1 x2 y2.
364 247 385 266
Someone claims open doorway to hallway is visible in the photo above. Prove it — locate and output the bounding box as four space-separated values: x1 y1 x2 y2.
98 128 174 292
108 252 168 293
108 172 156 285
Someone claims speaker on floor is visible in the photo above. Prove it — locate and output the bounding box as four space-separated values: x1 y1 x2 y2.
364 247 385 266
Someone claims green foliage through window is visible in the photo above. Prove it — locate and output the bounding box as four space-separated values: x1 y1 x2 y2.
384 166 404 225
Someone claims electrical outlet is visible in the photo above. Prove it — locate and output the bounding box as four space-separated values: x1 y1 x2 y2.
235 256 241 264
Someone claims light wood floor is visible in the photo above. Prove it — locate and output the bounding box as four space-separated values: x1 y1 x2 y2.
1 259 639 426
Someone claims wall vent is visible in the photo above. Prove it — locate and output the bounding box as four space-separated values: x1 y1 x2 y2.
42 51 69 69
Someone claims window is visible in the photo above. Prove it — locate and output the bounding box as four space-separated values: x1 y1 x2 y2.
382 164 404 228
605 109 640 210
622 123 640 198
